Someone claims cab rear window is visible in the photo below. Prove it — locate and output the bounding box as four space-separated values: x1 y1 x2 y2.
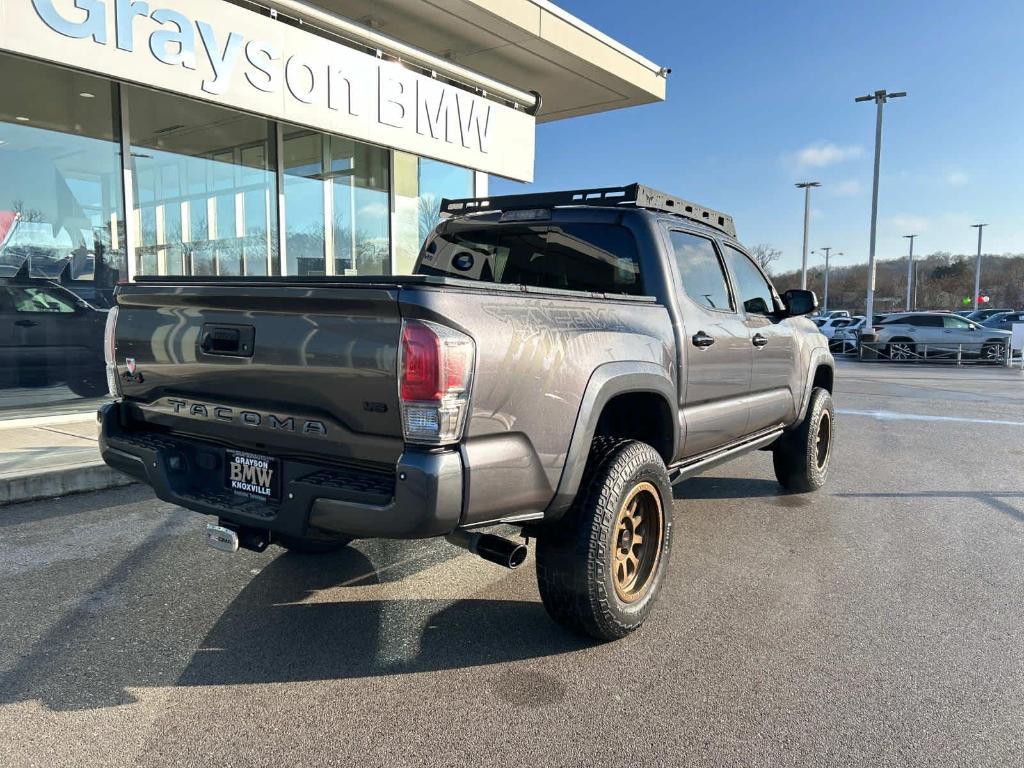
417 223 643 295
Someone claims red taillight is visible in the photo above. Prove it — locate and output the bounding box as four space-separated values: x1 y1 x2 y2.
400 320 474 402
401 321 443 401
399 319 475 445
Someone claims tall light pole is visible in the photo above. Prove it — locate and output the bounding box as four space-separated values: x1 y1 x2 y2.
796 181 821 289
855 89 906 324
903 234 917 311
812 248 840 313
971 224 987 310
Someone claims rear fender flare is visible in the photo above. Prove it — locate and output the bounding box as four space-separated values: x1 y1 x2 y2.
544 361 677 520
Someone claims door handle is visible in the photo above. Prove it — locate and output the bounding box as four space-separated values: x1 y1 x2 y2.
752 333 768 348
14 319 38 328
691 331 715 348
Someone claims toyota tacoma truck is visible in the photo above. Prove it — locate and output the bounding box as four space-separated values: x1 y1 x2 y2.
99 183 835 641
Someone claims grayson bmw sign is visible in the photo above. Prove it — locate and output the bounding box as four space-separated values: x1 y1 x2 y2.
0 0 535 180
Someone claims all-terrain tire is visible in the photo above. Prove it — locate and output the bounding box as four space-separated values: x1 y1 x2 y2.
773 387 834 493
276 534 353 554
536 438 673 641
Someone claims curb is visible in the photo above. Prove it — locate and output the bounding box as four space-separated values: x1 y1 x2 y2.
0 462 136 507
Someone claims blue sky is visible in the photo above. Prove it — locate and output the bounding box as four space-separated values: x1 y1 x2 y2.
491 0 1024 273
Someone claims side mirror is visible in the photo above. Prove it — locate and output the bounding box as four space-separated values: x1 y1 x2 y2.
781 289 818 317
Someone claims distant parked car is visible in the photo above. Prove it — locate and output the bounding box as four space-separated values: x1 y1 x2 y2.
830 316 868 353
0 275 108 396
965 308 1012 322
859 312 1011 362
818 315 860 339
981 311 1024 333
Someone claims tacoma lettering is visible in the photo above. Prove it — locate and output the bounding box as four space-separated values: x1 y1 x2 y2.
157 399 328 438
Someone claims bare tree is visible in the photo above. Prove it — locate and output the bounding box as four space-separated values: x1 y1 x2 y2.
750 243 782 274
11 200 44 222
418 193 442 244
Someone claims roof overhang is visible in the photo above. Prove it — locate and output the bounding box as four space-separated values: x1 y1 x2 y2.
304 0 668 122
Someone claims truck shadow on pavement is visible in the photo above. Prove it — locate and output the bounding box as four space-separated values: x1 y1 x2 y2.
176 545 593 689
673 476 788 500
0 515 592 711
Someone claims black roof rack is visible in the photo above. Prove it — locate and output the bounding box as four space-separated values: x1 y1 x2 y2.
439 182 736 238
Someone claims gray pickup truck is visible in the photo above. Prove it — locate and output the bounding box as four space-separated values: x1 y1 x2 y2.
99 183 834 641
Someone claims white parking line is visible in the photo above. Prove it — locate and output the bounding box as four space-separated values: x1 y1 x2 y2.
837 408 1024 427
0 412 97 431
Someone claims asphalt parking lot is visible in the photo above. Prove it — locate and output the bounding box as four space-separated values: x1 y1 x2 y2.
2 360 1023 767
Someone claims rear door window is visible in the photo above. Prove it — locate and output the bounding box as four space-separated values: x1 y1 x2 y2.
908 315 942 327
418 222 643 295
668 231 733 311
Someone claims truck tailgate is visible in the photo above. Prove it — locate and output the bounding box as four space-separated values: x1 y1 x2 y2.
113 282 404 466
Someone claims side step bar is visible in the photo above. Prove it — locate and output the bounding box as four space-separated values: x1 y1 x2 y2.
668 429 784 485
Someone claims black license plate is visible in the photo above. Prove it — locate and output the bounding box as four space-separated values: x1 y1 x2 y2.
225 450 280 501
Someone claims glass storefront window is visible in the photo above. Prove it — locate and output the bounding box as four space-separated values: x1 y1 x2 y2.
283 130 326 276
394 153 474 275
126 87 278 277
330 137 389 276
283 128 389 277
0 53 125 407
0 51 479 413
0 53 125 296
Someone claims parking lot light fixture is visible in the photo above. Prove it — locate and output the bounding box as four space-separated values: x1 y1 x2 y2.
971 224 987 311
903 234 917 311
855 89 907 325
796 182 821 289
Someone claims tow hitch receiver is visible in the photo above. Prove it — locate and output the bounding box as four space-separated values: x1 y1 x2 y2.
206 523 239 553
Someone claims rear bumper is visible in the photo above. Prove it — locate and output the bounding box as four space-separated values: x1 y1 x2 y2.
98 402 463 539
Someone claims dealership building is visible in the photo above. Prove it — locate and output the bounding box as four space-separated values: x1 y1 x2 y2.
0 0 664 412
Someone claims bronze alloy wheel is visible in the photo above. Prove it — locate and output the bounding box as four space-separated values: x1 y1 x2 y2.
816 409 832 470
611 482 665 604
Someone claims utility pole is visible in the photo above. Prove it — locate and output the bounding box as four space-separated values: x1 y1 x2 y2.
903 234 917 311
914 260 920 310
971 224 987 311
855 89 906 325
829 252 843 314
812 248 840 313
796 181 821 289
820 247 832 312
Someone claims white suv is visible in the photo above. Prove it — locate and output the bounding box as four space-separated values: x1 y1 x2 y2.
860 312 1011 362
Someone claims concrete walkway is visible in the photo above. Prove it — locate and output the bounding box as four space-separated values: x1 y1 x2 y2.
0 412 133 506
